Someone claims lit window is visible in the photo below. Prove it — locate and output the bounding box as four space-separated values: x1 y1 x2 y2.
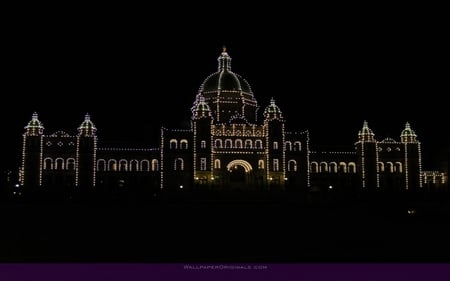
258 160 264 169
152 159 159 171
200 158 207 171
201 140 206 149
66 158 75 170
288 160 297 172
273 142 278 150
174 158 184 171
273 159 279 171
170 139 178 149
180 139 188 149
214 159 221 169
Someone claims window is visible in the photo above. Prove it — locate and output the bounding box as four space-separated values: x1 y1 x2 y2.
294 141 301 151
215 139 222 148
285 141 292 151
97 159 106 171
245 139 252 149
214 159 221 169
44 158 53 170
201 140 206 149
386 162 394 173
258 160 264 169
273 159 279 171
288 160 297 172
348 162 356 173
151 159 159 171
108 159 117 171
174 158 184 171
320 162 328 173
310 162 319 173
395 162 402 173
378 162 385 172
235 139 242 148
66 158 75 170
225 139 232 148
200 158 207 171
329 162 337 173
169 139 177 149
129 160 139 171
339 162 347 173
273 142 278 150
55 158 65 170
180 139 188 149
255 140 262 149
119 159 128 171
141 160 150 172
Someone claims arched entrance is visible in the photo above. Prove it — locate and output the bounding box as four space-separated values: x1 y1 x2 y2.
226 160 253 189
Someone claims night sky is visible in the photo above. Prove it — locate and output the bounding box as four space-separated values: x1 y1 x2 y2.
3 5 448 174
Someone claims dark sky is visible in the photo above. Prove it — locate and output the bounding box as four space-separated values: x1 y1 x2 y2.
2 5 448 173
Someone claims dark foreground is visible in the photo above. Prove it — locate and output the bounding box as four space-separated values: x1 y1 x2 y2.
1 190 450 262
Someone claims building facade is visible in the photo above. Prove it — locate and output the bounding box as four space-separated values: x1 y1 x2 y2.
19 49 446 192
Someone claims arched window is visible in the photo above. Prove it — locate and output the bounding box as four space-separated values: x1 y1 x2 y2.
348 162 356 173
44 158 53 170
310 162 319 173
215 139 222 148
129 160 139 172
225 139 232 148
201 140 206 149
141 159 150 172
180 139 188 149
285 141 292 151
174 158 184 171
339 162 347 173
255 140 263 149
151 159 159 171
245 139 252 149
258 160 264 169
169 139 177 149
55 158 65 170
329 162 338 173
294 141 301 151
287 159 297 172
386 162 394 173
273 142 278 150
214 159 221 169
395 162 403 173
108 159 117 171
378 162 385 172
235 139 242 149
200 158 207 171
273 158 279 171
66 158 75 170
320 162 328 173
119 159 128 171
97 159 106 171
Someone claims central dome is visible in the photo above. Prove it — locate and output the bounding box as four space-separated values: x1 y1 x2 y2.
197 48 258 124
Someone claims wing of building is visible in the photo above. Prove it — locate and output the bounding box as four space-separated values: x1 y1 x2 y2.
19 49 447 193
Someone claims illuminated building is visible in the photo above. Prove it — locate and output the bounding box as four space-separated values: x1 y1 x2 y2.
19 48 444 192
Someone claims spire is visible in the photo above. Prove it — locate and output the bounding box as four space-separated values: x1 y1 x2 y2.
358 120 375 142
401 122 417 143
24 112 44 136
264 98 283 121
78 113 97 136
218 46 232 71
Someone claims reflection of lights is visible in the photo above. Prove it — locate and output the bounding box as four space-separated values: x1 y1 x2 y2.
211 177 214 180
194 177 199 180
329 185 333 189
15 184 20 188
269 177 273 181
284 177 288 181
407 209 416 215
179 185 183 189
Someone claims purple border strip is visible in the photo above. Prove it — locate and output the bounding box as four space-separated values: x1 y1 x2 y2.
1 263 450 281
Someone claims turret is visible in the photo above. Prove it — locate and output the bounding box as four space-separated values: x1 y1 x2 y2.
356 121 378 189
21 112 44 187
76 114 97 188
400 122 422 189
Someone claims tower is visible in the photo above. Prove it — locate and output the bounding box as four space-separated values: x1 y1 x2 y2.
21 112 44 187
192 95 213 187
264 98 285 188
76 113 97 188
400 122 422 189
356 121 378 189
